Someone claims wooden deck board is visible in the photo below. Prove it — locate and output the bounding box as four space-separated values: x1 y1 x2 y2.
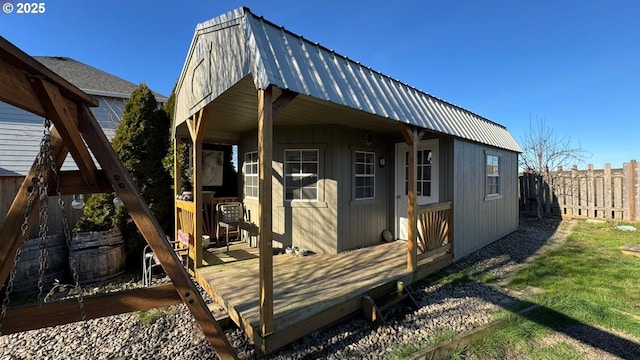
195 240 449 354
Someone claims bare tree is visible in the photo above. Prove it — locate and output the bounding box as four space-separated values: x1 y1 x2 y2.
520 117 590 219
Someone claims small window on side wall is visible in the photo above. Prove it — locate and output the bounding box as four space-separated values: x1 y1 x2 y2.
354 151 375 200
486 154 500 196
244 152 258 199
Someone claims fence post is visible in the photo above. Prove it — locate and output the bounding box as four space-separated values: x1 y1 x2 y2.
587 164 595 218
543 170 551 215
604 163 612 219
572 165 579 217
630 160 638 221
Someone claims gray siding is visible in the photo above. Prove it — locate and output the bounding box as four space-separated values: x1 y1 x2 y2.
334 127 391 252
239 124 392 254
239 125 338 254
452 139 519 260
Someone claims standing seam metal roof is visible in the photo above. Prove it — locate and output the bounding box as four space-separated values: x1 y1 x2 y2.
177 7 522 153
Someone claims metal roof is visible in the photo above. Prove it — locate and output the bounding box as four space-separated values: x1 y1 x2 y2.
175 7 521 152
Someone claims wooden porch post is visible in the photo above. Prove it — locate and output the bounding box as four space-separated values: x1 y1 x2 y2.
187 109 207 268
258 86 274 336
174 137 183 249
400 124 425 272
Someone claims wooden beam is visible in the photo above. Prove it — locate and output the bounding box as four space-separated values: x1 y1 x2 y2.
0 127 68 293
399 124 425 272
31 77 99 190
2 283 182 335
0 56 47 116
258 86 274 336
272 90 297 118
407 133 417 272
174 138 183 248
47 170 113 195
0 36 98 107
192 108 206 268
77 104 236 360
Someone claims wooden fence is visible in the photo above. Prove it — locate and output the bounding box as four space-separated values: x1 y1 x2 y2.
0 175 83 237
519 160 639 221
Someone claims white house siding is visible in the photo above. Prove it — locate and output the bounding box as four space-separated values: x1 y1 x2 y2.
0 100 120 176
452 139 519 260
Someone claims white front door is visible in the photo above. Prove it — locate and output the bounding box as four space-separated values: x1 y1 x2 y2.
395 139 439 241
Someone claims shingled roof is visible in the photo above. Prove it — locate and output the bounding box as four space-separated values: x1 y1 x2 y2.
1 57 165 176
34 56 167 101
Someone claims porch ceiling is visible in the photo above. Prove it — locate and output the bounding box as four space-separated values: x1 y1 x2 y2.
175 76 406 144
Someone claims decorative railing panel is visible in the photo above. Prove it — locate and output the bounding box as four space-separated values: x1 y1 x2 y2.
416 201 452 260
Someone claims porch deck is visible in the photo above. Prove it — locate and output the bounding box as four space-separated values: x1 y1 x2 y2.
194 240 453 355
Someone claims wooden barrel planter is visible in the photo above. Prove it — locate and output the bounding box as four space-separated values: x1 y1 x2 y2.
12 234 71 295
71 228 126 285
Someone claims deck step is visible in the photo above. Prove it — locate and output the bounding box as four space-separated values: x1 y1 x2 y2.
362 285 418 324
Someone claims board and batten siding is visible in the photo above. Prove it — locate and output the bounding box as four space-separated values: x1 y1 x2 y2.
334 127 391 252
239 125 391 254
239 125 338 254
452 139 519 260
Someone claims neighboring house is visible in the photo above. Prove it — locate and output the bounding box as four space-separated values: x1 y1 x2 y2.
173 7 522 260
0 56 166 229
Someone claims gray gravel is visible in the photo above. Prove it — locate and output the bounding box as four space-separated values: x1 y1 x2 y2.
0 217 573 359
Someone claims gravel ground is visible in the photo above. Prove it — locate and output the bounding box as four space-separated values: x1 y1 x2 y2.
1 216 636 359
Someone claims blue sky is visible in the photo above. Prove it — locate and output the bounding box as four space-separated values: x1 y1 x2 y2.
1 1 638 168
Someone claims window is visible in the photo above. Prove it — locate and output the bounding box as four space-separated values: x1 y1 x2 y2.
404 149 432 196
486 154 500 196
244 152 258 198
284 149 318 201
354 151 375 199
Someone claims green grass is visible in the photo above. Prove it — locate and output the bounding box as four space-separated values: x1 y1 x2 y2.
135 307 174 325
456 220 640 359
388 328 458 360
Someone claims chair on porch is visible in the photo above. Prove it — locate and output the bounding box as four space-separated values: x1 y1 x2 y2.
142 233 190 286
215 202 244 252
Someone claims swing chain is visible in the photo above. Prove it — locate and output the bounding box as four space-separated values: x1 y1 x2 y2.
37 118 52 302
0 118 88 334
47 123 87 325
0 120 50 333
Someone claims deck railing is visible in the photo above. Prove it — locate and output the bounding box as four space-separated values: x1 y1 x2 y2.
416 201 453 260
176 199 197 264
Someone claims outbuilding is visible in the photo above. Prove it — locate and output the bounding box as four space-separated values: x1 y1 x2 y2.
172 7 522 354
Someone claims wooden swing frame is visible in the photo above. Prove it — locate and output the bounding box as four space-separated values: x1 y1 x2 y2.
0 37 237 359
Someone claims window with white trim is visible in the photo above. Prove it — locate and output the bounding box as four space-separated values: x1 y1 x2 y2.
486 154 500 196
284 149 318 201
244 151 258 199
354 151 375 199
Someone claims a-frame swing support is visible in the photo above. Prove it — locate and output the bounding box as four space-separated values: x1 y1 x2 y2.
0 37 237 359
